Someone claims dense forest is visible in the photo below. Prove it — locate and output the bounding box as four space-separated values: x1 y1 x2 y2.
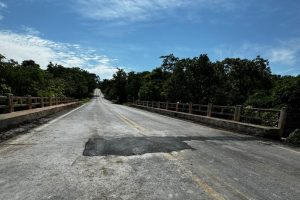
1 52 299 112
101 54 300 112
0 54 100 98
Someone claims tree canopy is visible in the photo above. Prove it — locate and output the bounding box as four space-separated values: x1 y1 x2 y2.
100 54 300 111
0 54 100 98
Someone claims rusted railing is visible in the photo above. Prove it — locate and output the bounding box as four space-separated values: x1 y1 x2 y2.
0 95 77 114
135 100 287 133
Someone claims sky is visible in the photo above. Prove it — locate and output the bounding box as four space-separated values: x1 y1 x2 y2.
0 0 299 79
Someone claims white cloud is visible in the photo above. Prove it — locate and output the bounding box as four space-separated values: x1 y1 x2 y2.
212 38 300 75
88 65 118 80
73 0 239 23
0 1 6 9
269 49 296 65
0 30 117 79
21 26 41 36
0 0 6 21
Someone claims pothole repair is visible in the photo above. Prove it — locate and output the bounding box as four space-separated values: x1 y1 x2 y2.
83 136 195 156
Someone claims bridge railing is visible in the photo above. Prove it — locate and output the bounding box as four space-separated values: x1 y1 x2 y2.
0 95 77 114
135 100 287 131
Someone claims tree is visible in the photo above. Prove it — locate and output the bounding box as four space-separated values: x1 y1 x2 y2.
160 54 179 72
138 68 169 101
165 60 188 102
1 54 99 98
112 68 127 103
221 56 272 105
127 71 142 101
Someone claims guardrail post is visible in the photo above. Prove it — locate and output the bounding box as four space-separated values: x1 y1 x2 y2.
176 102 179 112
207 103 212 117
8 94 14 113
278 107 287 138
152 101 154 108
41 97 44 108
189 102 193 114
27 95 32 109
158 102 160 109
49 97 52 106
234 105 241 121
166 101 169 110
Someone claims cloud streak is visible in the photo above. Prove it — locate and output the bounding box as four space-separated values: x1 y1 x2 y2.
73 0 240 23
213 38 300 75
0 0 7 20
0 1 6 9
0 30 118 79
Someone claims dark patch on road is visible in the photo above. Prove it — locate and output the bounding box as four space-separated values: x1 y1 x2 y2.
83 136 196 156
83 135 261 156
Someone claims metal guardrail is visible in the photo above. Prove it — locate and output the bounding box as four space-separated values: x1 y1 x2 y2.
134 100 287 135
0 95 77 114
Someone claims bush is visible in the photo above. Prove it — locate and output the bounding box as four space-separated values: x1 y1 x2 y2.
286 129 300 147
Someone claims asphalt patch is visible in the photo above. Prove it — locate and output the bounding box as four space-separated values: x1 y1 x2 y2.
83 135 259 156
83 136 195 156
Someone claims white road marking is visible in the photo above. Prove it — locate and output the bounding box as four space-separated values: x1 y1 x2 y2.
275 146 300 154
33 103 87 132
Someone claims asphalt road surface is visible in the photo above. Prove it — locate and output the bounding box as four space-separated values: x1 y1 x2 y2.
0 89 299 200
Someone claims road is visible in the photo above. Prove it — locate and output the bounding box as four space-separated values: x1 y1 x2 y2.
0 89 299 200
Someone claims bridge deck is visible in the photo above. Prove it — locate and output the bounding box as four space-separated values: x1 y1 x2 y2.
0 89 299 200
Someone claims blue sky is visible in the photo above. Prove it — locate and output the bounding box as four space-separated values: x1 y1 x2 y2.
0 0 299 79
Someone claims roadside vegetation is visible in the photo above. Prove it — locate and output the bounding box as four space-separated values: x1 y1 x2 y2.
0 54 100 99
100 54 299 110
100 54 300 137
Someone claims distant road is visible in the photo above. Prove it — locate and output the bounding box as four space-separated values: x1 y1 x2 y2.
0 89 299 200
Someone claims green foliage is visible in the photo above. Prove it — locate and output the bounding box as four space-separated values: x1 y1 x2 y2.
127 71 142 101
112 68 127 103
100 53 299 117
139 68 169 101
0 54 99 98
286 129 300 146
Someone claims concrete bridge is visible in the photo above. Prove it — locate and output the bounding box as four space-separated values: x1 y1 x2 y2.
0 89 299 200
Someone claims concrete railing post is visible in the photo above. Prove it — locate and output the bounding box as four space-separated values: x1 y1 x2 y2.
41 97 44 108
8 94 14 113
234 105 242 121
27 95 32 110
207 103 212 117
166 101 169 110
189 102 193 114
278 107 287 138
176 102 179 112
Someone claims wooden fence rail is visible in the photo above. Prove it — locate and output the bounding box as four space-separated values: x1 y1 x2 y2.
0 95 77 114
135 100 287 133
